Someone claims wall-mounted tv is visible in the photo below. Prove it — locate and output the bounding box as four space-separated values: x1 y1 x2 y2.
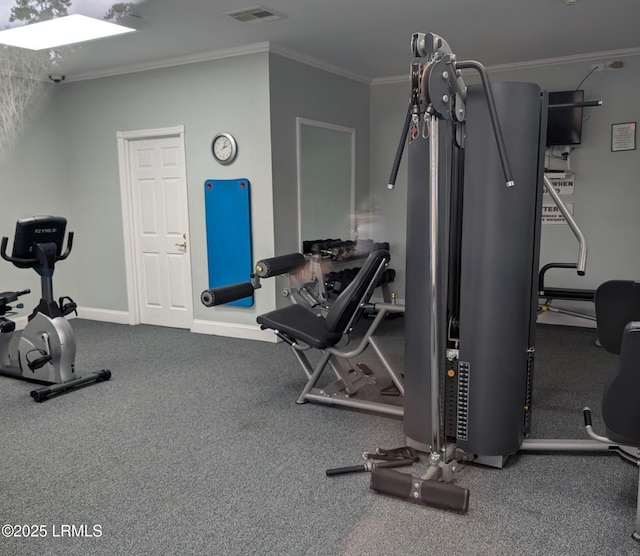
546 90 584 147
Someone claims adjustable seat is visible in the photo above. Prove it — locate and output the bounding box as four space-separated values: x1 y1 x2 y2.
257 249 404 416
591 280 640 540
601 322 640 448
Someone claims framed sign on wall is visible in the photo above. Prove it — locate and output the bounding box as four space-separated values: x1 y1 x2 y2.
611 122 636 152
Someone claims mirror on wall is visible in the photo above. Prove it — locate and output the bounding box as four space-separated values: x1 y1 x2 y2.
296 117 355 250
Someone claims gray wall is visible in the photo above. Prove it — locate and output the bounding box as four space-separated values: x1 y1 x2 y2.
268 54 370 251
370 56 640 304
1 50 371 328
268 53 370 307
1 52 277 327
0 92 70 298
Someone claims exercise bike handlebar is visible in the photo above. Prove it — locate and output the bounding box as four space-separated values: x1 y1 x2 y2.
57 231 74 261
1 231 74 266
0 237 19 264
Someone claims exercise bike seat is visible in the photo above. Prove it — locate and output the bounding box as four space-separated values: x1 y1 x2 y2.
601 322 640 446
257 249 391 349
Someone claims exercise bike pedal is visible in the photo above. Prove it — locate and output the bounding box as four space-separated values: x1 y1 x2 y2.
0 318 16 333
28 353 53 371
58 296 78 317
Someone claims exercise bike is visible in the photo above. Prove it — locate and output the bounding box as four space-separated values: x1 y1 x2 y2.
0 216 111 402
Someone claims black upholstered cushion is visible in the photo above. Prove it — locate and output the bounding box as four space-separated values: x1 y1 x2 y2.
595 280 640 354
602 322 640 446
257 249 390 349
324 250 390 334
257 304 342 349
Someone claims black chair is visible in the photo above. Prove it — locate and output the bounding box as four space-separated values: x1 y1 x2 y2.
257 249 404 416
585 280 640 541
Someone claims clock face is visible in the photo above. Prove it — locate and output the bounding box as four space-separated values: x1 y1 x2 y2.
212 133 237 164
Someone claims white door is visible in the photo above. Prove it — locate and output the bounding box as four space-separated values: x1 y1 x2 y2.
122 131 192 329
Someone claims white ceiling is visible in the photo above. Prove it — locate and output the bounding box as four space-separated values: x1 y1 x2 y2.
12 0 640 82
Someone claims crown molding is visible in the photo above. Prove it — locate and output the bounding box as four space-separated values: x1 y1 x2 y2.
67 42 273 82
484 46 640 73
62 42 640 85
66 41 371 84
371 46 640 86
267 43 370 84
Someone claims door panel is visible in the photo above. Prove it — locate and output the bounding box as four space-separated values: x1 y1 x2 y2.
128 135 192 328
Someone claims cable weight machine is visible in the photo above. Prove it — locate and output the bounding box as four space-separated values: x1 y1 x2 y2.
369 33 548 509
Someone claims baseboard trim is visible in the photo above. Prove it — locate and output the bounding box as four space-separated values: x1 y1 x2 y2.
536 311 597 329
23 305 596 335
9 308 278 340
191 319 278 342
77 307 131 325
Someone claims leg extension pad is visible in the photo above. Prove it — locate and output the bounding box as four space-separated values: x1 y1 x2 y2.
370 468 469 514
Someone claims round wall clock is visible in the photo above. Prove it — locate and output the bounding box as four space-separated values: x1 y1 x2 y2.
212 132 237 165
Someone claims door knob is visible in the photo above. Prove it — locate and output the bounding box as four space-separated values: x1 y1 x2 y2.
175 233 187 248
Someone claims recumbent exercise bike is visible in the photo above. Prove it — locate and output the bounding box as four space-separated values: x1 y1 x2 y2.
0 216 111 401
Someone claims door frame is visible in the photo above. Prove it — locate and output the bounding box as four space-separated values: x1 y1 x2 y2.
116 125 192 326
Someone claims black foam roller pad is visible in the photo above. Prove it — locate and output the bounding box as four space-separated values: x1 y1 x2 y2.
370 467 412 498
255 253 306 278
201 282 254 307
370 468 469 514
420 477 469 514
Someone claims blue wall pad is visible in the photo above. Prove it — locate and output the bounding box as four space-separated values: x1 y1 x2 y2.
204 178 253 307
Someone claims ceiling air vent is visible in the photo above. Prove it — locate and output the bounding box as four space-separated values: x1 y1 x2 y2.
226 6 284 24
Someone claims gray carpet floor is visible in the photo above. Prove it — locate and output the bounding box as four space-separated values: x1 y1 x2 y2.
0 318 637 555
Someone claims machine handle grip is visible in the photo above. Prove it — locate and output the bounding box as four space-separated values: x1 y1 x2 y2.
326 458 416 476
201 282 255 307
542 176 587 275
538 262 577 292
254 253 306 278
387 102 414 190
326 464 367 476
456 60 514 187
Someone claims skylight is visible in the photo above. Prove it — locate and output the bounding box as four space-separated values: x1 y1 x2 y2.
0 13 136 50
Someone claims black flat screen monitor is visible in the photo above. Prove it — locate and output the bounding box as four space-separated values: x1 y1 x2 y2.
546 90 584 147
11 216 67 261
